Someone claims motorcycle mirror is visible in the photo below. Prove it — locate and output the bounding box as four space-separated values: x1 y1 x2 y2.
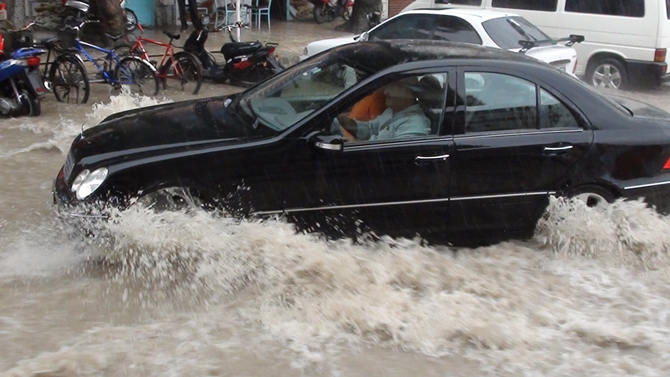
201 14 210 25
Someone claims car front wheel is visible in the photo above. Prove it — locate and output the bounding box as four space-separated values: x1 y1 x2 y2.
134 187 205 213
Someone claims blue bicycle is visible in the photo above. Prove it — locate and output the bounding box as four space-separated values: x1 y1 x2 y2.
47 20 159 104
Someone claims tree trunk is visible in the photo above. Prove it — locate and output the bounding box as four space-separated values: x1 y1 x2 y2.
5 0 15 24
88 0 127 45
335 0 381 33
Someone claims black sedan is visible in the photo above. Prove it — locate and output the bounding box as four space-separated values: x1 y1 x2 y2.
53 40 670 246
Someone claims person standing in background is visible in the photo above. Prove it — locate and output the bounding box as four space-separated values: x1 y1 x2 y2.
178 0 201 31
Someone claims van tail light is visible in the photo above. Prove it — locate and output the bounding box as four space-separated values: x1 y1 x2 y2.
26 56 40 67
0 35 4 56
654 48 667 63
663 156 670 170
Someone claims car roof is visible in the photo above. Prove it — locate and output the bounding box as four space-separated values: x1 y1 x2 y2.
403 7 521 21
334 39 539 68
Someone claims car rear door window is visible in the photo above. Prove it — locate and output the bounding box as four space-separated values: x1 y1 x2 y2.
464 72 538 132
433 16 483 44
368 14 436 40
539 88 579 129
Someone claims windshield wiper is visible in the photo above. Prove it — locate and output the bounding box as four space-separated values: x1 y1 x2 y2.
507 18 537 43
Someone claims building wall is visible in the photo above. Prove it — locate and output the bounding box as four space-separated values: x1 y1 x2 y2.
387 0 412 17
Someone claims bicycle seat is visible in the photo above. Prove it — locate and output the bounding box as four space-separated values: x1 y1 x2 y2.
104 33 123 42
40 37 60 47
163 31 181 40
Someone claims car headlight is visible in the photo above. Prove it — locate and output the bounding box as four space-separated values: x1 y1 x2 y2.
71 167 108 200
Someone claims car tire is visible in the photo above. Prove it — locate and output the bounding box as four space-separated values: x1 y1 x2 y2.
134 187 205 213
566 185 616 210
586 57 628 90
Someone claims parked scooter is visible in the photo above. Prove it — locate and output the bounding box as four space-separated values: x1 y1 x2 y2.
61 0 137 32
312 0 354 24
0 33 45 117
183 19 284 88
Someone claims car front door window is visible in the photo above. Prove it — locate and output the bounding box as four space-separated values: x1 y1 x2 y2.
329 73 448 143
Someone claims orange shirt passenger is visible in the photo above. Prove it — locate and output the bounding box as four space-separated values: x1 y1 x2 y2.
348 89 387 122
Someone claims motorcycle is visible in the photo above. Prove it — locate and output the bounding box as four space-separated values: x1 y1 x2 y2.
61 0 138 32
183 18 284 88
0 32 45 117
312 0 354 24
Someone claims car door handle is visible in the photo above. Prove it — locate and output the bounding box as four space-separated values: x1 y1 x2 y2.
543 145 573 155
415 154 449 165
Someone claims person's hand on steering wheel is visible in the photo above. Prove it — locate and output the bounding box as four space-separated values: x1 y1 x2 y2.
336 114 358 141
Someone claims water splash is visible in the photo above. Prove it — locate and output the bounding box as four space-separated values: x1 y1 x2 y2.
86 88 172 125
14 197 663 376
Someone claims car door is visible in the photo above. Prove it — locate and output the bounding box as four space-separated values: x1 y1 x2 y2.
448 68 594 240
279 71 456 241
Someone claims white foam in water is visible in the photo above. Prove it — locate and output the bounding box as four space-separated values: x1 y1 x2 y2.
4 197 664 376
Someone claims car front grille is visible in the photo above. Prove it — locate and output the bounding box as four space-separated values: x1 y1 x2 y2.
63 151 75 181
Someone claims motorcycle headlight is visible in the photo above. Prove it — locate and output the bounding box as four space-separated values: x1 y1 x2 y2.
71 167 108 200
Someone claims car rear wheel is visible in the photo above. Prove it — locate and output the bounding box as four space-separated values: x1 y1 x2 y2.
567 185 616 210
586 57 628 90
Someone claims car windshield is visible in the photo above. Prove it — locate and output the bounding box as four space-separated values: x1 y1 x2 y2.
234 46 398 132
482 16 551 50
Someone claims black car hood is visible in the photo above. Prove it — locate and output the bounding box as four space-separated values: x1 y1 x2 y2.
606 94 670 119
72 95 261 164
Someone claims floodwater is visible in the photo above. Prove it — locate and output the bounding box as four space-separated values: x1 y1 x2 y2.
3 21 670 377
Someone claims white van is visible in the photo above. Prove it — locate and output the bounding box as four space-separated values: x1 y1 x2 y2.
400 0 670 90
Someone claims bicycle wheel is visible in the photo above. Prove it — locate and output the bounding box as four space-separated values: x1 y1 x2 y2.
48 54 90 104
113 56 159 96
111 44 133 58
158 51 203 95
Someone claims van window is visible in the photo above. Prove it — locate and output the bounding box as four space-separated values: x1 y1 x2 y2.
435 0 482 4
564 0 644 18
667 0 670 18
491 0 558 12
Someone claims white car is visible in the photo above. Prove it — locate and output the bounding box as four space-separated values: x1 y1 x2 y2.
301 8 582 74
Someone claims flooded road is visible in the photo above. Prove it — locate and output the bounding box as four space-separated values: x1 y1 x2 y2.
3 22 670 376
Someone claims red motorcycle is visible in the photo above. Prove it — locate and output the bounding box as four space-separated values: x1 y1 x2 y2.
312 0 354 24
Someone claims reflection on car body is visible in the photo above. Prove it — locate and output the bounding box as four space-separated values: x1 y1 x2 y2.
53 40 670 246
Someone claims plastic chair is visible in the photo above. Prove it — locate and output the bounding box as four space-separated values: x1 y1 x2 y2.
247 0 272 29
215 0 250 27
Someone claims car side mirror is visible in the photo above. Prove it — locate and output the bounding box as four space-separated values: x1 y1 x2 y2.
309 132 344 152
360 31 369 42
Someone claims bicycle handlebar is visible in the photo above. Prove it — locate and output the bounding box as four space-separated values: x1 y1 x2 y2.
216 21 250 32
62 19 100 31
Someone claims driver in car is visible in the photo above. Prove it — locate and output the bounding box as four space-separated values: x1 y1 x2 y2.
332 76 431 141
